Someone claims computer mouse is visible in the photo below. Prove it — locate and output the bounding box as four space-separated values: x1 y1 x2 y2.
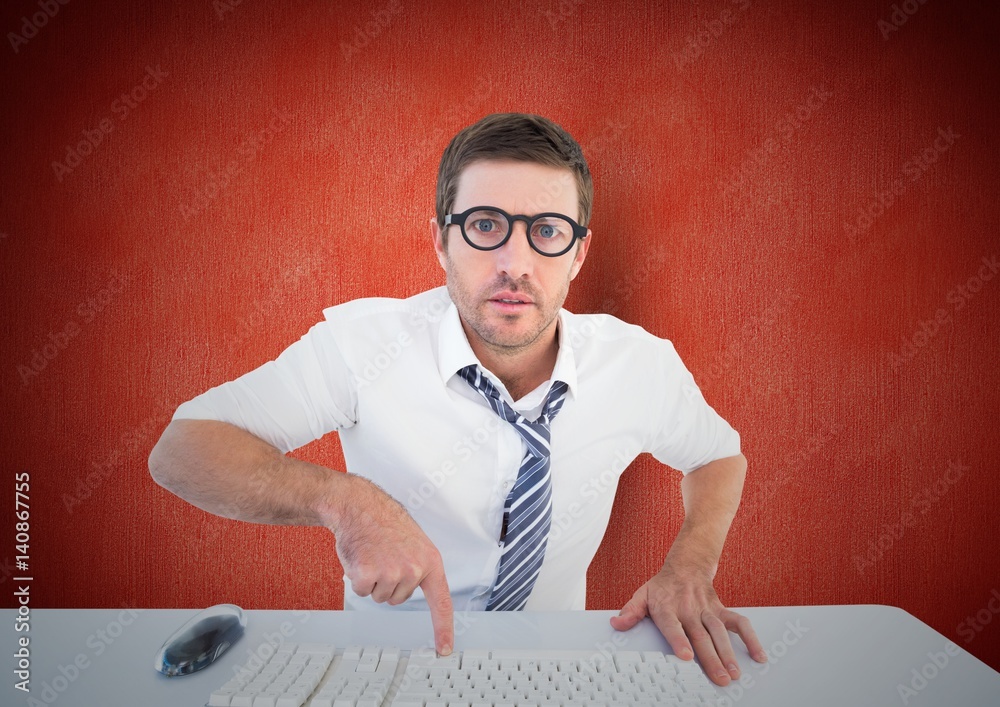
153 603 246 676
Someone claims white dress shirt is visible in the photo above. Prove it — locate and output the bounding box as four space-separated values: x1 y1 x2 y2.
172 286 740 612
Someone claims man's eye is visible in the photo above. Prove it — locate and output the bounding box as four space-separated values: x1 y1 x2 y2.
474 219 497 232
534 221 568 239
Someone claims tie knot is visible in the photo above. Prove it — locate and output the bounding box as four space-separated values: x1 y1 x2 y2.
458 365 568 428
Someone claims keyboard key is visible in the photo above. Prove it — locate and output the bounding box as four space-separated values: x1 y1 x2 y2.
297 643 335 656
230 691 259 707
208 687 238 706
275 691 308 707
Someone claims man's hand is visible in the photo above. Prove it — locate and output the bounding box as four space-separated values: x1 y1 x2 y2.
322 475 454 656
610 564 767 686
610 452 763 685
149 421 454 654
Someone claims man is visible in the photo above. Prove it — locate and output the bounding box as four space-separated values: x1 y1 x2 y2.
149 113 767 687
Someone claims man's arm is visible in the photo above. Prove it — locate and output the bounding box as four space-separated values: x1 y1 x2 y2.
610 453 766 686
148 418 454 654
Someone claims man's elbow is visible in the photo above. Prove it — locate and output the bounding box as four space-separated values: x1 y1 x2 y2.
148 420 186 492
148 430 170 487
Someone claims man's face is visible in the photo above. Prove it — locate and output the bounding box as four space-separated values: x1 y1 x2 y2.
431 160 591 357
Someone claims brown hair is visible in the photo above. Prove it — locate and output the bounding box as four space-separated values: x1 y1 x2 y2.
435 113 594 239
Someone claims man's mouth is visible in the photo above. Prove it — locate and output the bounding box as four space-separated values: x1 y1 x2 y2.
489 291 534 310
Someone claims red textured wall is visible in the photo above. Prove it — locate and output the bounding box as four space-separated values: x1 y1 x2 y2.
2 0 998 672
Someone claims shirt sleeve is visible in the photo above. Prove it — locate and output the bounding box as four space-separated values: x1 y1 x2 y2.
647 339 741 474
171 320 357 454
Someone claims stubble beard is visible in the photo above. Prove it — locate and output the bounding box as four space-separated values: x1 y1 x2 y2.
444 260 570 357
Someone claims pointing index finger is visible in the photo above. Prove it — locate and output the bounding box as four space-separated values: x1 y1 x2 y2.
420 564 454 655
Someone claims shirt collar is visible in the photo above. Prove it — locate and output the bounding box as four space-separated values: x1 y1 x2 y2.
437 300 480 385
437 299 579 402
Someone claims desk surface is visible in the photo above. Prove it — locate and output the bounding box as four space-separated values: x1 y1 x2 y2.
3 605 998 706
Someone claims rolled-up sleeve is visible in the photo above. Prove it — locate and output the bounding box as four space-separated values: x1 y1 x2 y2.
647 339 741 474
171 321 357 454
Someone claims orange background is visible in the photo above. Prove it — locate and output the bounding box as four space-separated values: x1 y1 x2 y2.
2 0 998 673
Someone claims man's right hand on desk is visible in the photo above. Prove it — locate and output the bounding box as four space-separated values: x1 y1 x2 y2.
319 474 455 657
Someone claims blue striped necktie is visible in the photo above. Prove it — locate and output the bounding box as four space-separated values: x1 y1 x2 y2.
458 364 569 611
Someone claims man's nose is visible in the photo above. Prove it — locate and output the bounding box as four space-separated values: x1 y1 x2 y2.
495 221 535 280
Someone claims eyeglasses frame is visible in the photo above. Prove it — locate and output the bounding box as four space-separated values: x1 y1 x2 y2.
444 205 589 258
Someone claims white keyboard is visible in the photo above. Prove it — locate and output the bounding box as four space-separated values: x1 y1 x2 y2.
207 642 724 706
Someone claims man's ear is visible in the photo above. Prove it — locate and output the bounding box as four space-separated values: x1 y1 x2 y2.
569 228 592 281
430 217 447 270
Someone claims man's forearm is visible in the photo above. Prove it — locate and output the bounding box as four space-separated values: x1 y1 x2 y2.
148 418 349 527
663 453 747 578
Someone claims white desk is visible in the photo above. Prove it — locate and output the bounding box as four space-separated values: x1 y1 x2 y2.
3 605 998 706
